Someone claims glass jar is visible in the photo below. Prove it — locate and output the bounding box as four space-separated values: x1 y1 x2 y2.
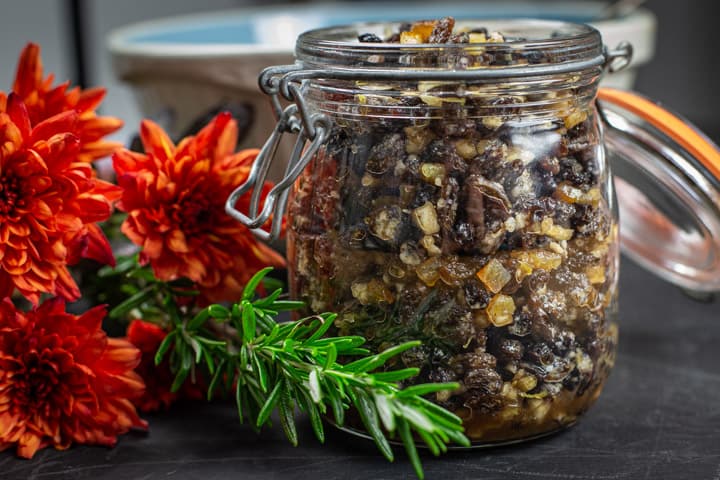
227 19 720 445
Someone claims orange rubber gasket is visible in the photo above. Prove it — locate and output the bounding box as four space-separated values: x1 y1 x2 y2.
598 87 720 182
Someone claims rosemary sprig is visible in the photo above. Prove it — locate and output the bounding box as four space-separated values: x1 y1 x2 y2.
156 268 470 478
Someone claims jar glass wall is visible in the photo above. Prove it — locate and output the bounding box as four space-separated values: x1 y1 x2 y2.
286 19 619 444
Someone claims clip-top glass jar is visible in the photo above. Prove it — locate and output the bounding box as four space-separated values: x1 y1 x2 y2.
227 18 720 445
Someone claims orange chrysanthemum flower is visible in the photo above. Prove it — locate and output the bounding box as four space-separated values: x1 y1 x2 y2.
0 298 147 459
0 93 120 303
126 319 205 412
113 112 285 303
13 43 123 163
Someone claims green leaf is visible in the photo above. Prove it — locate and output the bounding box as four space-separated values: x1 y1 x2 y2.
417 429 440 457
323 343 337 370
326 380 345 426
207 304 230 319
154 331 176 366
278 380 298 446
260 275 284 293
187 309 210 331
189 336 203 364
397 418 424 480
306 314 337 342
396 404 434 432
242 267 274 301
207 359 226 400
353 389 393 462
372 368 420 383
171 364 190 393
98 255 137 278
235 378 245 423
252 353 269 393
256 381 283 428
298 389 325 444
396 382 459 399
241 300 257 342
253 288 283 308
308 368 321 403
374 393 396 432
109 288 152 319
269 300 305 311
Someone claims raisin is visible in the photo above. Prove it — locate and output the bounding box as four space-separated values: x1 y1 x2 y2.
358 33 383 43
366 133 404 176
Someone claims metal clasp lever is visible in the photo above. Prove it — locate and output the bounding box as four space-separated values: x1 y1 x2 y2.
225 65 331 241
603 41 633 73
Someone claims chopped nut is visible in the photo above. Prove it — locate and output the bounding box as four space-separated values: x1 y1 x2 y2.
486 294 516 327
412 201 441 234
476 259 511 293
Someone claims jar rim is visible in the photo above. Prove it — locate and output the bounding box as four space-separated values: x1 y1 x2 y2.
296 18 603 71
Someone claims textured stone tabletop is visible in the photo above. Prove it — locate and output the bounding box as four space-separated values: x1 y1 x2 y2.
2 257 719 480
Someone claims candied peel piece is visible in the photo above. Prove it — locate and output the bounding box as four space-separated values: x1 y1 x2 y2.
476 259 511 294
529 217 574 241
511 249 563 272
416 256 443 286
586 265 606 284
555 182 602 206
486 294 516 327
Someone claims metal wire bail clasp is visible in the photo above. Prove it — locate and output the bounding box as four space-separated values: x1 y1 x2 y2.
225 64 331 241
603 41 633 73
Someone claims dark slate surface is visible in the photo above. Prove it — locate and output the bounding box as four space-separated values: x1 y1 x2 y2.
2 257 720 480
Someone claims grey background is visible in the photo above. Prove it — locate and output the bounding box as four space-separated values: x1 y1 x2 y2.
0 0 717 144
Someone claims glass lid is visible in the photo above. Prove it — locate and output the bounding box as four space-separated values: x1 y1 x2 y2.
599 88 720 293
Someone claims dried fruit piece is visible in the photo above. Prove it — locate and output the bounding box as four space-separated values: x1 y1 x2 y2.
404 125 435 154
416 256 442 286
368 205 405 244
420 163 446 186
564 109 588 129
512 371 538 393
358 33 383 43
351 278 395 305
586 265 606 284
511 249 563 271
399 241 424 265
555 182 601 206
486 294 516 327
476 259 511 293
529 217 574 241
454 138 477 160
412 201 441 234
439 260 475 286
